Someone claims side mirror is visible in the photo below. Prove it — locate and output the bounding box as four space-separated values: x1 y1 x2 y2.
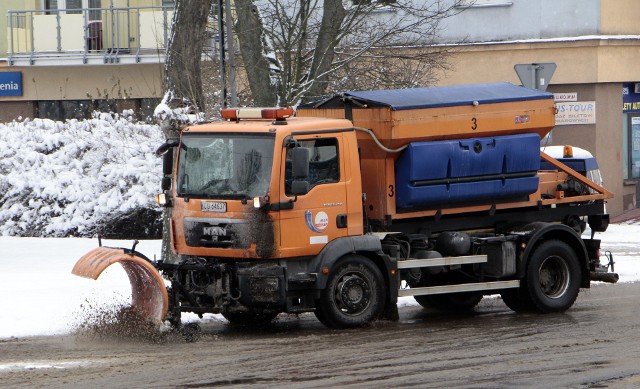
291 147 310 196
292 147 309 179
162 150 174 176
161 176 172 191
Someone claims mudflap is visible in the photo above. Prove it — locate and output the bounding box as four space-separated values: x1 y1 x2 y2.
72 247 169 322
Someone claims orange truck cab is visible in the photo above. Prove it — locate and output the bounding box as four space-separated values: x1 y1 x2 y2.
73 83 617 330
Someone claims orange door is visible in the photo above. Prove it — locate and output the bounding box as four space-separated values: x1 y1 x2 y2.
278 134 349 257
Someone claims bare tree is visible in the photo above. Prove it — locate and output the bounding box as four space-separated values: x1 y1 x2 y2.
233 0 467 106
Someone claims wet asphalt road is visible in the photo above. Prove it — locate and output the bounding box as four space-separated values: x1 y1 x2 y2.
1 282 639 388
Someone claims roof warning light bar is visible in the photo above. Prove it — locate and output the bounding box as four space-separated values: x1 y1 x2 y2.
221 107 294 123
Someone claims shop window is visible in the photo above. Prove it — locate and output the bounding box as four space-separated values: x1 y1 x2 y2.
37 101 64 121
285 138 340 195
95 99 117 114
139 98 160 122
61 100 92 120
628 115 640 179
37 100 93 121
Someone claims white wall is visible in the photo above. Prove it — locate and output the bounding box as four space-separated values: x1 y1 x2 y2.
437 0 601 43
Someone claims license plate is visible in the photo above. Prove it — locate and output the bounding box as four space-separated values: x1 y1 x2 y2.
201 201 226 213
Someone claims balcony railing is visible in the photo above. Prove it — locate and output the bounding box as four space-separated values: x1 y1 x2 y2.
7 6 174 66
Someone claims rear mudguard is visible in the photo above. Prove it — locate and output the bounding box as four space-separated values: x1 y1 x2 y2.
72 247 169 322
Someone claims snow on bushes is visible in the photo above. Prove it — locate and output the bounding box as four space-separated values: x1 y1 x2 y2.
0 113 164 237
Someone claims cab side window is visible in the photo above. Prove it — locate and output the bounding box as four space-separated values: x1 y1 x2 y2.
285 138 340 195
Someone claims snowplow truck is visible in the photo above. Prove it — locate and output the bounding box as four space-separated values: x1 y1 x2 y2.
72 82 617 329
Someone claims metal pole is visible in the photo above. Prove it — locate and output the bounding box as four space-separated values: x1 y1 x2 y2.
224 0 237 106
56 10 62 52
217 0 228 107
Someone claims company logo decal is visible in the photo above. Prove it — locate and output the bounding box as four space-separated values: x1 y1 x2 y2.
305 210 329 233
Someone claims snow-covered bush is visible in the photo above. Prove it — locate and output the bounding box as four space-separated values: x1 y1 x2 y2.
0 113 164 237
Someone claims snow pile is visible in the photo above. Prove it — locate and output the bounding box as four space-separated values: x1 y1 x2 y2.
0 113 164 237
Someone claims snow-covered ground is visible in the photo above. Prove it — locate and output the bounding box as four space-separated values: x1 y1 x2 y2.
0 223 638 339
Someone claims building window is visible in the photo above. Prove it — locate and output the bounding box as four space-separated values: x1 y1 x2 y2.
66 0 82 14
89 0 102 21
45 0 102 19
45 0 58 15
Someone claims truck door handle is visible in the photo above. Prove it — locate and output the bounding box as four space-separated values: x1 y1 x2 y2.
336 214 348 228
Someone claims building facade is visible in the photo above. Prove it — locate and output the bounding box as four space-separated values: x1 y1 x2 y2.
0 0 172 122
430 0 640 217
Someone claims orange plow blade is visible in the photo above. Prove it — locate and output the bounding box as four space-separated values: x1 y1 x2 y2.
72 247 169 322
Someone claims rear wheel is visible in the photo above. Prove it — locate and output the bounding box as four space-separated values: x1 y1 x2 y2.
524 240 581 313
415 292 483 313
315 255 385 328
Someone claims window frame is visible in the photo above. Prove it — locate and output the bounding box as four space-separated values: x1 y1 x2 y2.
285 137 341 196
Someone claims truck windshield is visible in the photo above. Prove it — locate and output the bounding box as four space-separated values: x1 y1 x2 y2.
177 134 275 199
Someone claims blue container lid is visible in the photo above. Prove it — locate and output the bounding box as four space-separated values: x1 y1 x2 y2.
308 83 553 111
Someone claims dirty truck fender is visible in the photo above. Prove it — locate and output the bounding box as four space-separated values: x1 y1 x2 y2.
309 235 397 298
514 222 590 287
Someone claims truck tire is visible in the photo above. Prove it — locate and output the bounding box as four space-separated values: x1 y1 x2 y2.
314 255 385 328
414 293 483 313
523 240 581 313
500 288 534 312
222 312 278 327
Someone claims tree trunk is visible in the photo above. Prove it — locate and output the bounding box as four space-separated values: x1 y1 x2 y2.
234 0 278 106
164 0 213 137
305 0 345 100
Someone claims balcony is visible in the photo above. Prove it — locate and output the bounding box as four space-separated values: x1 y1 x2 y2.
7 6 174 66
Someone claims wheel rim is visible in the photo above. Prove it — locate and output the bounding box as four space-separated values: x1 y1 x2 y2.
334 272 371 315
538 255 570 299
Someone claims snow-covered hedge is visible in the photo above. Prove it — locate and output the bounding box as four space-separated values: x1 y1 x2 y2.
0 113 164 237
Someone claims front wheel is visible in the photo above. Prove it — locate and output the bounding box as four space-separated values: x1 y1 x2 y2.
524 240 582 313
314 255 386 328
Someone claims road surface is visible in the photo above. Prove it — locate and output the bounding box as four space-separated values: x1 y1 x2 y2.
2 282 639 388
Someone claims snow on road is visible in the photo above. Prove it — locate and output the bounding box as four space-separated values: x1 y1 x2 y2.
0 223 638 339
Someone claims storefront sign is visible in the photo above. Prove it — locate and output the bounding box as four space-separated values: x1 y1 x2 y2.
623 83 640 113
553 92 577 102
555 101 596 125
0 72 23 97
